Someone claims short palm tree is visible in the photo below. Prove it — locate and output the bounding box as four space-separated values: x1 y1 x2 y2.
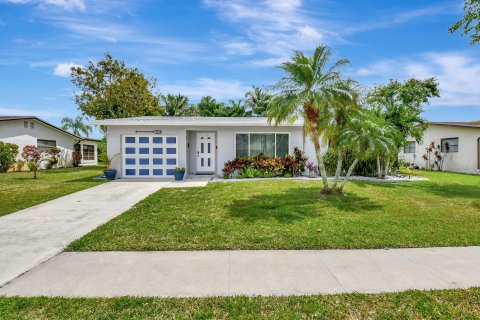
268 45 352 194
61 115 92 137
337 110 396 192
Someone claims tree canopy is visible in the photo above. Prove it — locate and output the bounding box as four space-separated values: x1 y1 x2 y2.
71 53 161 119
61 115 92 137
449 0 480 45
366 78 440 147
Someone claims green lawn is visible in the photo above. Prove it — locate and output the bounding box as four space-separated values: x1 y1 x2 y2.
68 171 480 251
0 166 105 217
1 288 479 319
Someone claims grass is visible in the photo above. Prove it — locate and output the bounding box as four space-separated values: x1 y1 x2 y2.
0 166 105 217
1 287 479 319
68 171 480 251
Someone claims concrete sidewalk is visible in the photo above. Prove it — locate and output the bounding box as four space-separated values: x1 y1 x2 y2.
0 181 169 287
1 247 479 297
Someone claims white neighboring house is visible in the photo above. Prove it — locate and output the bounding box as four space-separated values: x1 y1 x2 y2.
399 122 480 174
0 116 99 167
92 116 321 179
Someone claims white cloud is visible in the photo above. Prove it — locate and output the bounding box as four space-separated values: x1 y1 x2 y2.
356 52 480 107
222 41 254 56
161 78 249 101
204 0 332 65
53 62 81 77
2 0 85 11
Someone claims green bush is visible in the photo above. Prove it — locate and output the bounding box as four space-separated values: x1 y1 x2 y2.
323 149 378 177
0 141 19 173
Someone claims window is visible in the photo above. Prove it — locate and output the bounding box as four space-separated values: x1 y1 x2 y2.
82 144 95 161
235 133 290 157
30 122 34 129
441 138 458 153
37 139 56 152
403 141 416 154
23 121 28 128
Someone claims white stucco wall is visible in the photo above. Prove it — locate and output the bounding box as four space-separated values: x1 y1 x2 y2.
105 124 323 178
399 125 480 174
0 119 76 167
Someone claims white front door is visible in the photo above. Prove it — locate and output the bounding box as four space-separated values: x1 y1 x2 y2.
196 132 215 173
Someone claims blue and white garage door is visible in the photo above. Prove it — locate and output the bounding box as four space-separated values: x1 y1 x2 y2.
122 135 178 177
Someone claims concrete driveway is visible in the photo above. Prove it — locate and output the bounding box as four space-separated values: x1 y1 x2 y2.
0 180 169 287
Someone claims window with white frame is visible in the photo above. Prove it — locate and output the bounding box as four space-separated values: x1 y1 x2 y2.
235 133 289 157
82 144 95 160
441 138 458 153
403 141 416 153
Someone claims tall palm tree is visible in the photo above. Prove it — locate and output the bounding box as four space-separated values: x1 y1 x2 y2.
226 100 251 117
61 115 92 137
268 45 352 194
337 110 396 192
162 94 190 116
245 86 272 116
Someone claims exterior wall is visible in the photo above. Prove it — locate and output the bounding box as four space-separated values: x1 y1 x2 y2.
106 124 323 178
399 125 480 174
0 119 76 167
79 141 98 165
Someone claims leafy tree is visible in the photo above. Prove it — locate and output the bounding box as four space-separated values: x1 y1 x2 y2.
366 77 440 172
245 86 272 116
268 45 352 194
61 115 92 137
71 53 161 119
449 0 480 45
162 94 192 116
0 141 18 173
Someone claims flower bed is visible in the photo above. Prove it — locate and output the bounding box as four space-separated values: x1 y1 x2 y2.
222 147 308 179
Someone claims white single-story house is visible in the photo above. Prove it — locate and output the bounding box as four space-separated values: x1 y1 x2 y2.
92 116 320 179
399 122 480 174
0 116 99 167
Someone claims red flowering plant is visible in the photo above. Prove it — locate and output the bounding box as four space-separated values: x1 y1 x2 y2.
21 145 47 179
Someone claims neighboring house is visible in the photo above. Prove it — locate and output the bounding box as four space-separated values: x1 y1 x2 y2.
399 122 480 174
92 116 319 178
0 116 99 167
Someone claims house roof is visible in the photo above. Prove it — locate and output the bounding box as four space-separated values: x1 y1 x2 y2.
430 122 480 128
91 116 304 127
0 115 97 140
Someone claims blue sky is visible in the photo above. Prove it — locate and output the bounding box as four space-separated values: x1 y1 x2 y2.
0 0 479 138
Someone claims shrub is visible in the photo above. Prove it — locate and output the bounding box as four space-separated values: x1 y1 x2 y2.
72 150 82 167
0 141 19 173
44 147 61 169
21 145 45 179
222 149 309 178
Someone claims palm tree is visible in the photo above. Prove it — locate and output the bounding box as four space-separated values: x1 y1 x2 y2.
245 86 272 116
268 45 352 194
161 94 190 116
61 115 92 137
197 96 228 117
225 100 252 117
320 79 361 191
337 110 396 192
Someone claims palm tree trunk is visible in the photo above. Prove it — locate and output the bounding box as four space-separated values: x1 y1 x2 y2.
376 155 382 179
311 130 329 193
383 156 390 178
339 158 359 193
332 149 343 191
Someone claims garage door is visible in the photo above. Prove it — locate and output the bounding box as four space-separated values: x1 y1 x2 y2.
122 135 178 177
